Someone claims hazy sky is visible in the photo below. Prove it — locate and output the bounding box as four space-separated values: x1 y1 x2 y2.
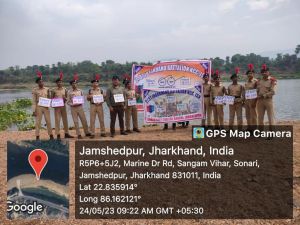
0 0 299 69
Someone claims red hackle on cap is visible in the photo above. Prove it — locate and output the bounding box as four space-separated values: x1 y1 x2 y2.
235 67 240 74
36 70 42 78
262 64 267 70
59 71 63 80
95 74 100 81
215 70 219 76
248 64 254 71
123 74 131 81
73 73 79 81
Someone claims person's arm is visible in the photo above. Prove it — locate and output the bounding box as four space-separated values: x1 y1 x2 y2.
241 85 245 102
264 79 276 98
32 89 37 116
67 90 72 106
87 89 92 101
106 88 114 111
47 88 51 99
64 88 68 102
210 87 214 105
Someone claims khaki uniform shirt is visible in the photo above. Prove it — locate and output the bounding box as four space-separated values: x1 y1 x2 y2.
67 88 84 106
244 78 257 90
88 88 104 104
124 88 137 107
203 83 212 96
257 77 276 98
210 85 227 104
32 87 51 112
228 84 244 103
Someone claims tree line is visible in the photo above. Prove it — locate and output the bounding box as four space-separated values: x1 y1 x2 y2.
1 45 299 84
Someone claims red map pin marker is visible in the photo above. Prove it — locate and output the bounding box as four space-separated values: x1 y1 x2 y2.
28 149 48 180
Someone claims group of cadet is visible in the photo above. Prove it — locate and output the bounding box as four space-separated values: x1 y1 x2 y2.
201 64 276 130
32 73 141 140
32 63 276 140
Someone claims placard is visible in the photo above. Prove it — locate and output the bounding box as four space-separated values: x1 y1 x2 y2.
113 94 125 103
128 98 136 106
51 98 64 107
224 95 235 105
72 96 84 105
214 96 224 105
92 95 104 104
38 97 51 107
245 89 257 100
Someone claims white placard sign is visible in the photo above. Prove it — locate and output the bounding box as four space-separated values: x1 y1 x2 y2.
128 98 136 106
51 98 64 107
245 89 257 100
214 96 224 105
72 96 84 105
224 95 235 105
38 97 51 107
113 94 125 103
93 95 104 104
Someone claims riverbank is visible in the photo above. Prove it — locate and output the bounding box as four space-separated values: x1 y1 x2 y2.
1 75 300 90
0 121 299 224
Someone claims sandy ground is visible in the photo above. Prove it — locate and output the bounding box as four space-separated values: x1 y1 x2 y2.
0 121 299 225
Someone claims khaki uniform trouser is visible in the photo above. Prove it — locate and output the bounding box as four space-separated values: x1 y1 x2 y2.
244 99 257 128
201 97 212 126
35 106 52 136
54 106 69 135
90 104 105 135
125 106 138 130
257 98 275 126
229 102 243 128
211 104 224 127
70 105 89 136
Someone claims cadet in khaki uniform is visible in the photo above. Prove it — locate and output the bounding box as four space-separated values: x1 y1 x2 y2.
52 72 73 140
106 76 128 137
257 64 276 127
227 68 244 129
67 75 91 139
202 72 212 127
123 79 141 133
87 74 106 138
244 64 258 130
32 72 53 140
210 70 227 129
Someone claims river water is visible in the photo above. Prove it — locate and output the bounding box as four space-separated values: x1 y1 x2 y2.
1 79 299 131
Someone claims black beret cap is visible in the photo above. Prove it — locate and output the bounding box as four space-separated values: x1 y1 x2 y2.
230 74 238 79
35 77 42 83
69 79 78 85
112 75 120 80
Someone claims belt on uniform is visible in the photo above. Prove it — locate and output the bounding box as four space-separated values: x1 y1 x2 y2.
233 96 241 98
71 104 82 107
204 95 210 97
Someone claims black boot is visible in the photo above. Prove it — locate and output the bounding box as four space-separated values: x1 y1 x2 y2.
36 136 40 141
57 134 61 140
49 135 54 140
